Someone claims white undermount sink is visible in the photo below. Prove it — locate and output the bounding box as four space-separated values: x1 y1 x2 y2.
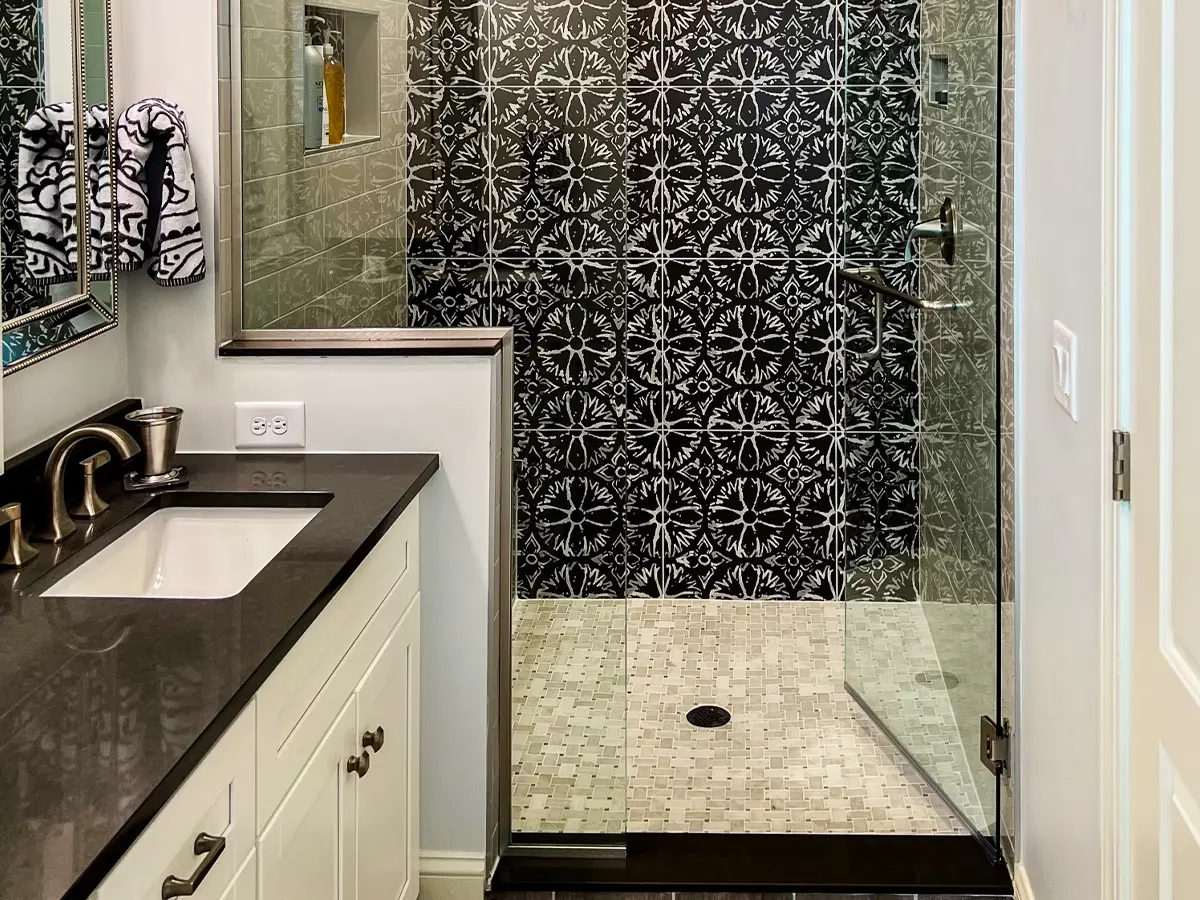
43 506 321 600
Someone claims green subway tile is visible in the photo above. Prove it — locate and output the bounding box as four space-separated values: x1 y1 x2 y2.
276 255 323 314
323 192 380 245
320 237 367 294
243 211 321 281
242 175 283 227
365 147 402 189
243 125 304 179
242 273 279 328
325 157 368 204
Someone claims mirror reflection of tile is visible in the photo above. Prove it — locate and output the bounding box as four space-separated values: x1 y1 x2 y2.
237 0 406 330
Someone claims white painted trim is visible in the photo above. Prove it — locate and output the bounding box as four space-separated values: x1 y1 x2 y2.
1014 862 1037 900
419 851 486 900
420 851 487 877
1107 0 1132 898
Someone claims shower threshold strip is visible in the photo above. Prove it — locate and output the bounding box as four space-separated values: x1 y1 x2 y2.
494 834 1013 895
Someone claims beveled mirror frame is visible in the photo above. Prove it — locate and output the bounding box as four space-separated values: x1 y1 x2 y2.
2 0 119 376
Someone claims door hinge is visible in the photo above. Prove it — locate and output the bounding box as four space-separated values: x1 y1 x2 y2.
1113 430 1131 501
980 716 1011 777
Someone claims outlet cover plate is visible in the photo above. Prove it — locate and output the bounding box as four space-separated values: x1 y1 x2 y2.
235 402 306 448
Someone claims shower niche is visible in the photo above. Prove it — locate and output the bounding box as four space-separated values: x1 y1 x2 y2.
303 4 381 152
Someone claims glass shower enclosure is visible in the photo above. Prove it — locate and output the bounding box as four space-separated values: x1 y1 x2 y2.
503 0 1008 859
841 0 1006 852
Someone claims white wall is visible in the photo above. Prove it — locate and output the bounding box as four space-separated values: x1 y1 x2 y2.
115 0 494 860
1016 0 1110 897
4 324 129 458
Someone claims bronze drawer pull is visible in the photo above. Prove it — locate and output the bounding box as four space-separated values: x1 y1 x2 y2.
161 832 225 899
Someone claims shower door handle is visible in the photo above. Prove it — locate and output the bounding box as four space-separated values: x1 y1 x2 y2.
838 265 969 362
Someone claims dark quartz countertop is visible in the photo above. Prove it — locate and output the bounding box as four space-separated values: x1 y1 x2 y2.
0 452 439 900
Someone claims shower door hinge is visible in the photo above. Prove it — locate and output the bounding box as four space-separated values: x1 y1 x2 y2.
1113 430 1132 501
979 716 1010 777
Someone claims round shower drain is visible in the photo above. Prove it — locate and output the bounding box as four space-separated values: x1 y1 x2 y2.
686 705 732 728
915 670 961 689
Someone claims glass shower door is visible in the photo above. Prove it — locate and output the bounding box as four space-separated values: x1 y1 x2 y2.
841 0 1003 846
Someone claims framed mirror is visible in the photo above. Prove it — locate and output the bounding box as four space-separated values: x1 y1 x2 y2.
1 0 117 375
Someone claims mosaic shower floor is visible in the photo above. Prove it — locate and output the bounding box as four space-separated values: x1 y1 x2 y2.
512 598 988 835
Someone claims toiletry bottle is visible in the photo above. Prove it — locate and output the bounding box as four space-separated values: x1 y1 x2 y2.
303 16 326 150
324 32 345 145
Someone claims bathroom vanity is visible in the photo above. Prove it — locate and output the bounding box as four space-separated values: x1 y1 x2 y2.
0 452 438 900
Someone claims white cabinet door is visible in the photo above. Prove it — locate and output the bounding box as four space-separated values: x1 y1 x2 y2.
94 706 256 900
356 596 420 900
258 696 360 900
218 853 258 900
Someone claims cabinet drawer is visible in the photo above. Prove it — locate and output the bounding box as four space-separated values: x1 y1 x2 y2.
256 500 419 831
95 703 255 900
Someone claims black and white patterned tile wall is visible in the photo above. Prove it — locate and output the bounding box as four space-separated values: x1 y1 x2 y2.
407 0 922 599
0 0 50 322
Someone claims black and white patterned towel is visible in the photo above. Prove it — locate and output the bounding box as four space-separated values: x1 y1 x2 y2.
116 98 206 286
17 98 205 288
17 102 76 285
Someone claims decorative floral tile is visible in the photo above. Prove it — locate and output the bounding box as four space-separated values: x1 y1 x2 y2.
408 0 485 85
624 257 665 430
660 0 838 86
660 257 837 431
661 430 840 599
515 429 628 597
397 0 934 605
626 87 663 250
625 428 667 596
841 258 919 432
489 87 627 259
0 0 42 88
842 86 919 259
406 257 492 326
843 431 919 601
844 0 920 85
627 0 663 84
0 84 49 322
660 87 839 257
492 256 626 430
406 85 488 257
488 0 626 85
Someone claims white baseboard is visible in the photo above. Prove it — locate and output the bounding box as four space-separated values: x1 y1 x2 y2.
419 852 486 900
1014 862 1035 900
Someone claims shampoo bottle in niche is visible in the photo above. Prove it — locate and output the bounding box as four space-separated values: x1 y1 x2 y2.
303 16 327 150
324 31 345 145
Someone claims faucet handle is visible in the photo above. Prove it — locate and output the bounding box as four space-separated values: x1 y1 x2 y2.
80 450 111 475
71 451 112 520
0 503 39 568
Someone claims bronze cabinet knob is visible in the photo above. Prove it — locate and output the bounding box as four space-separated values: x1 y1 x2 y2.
362 727 385 752
346 751 371 778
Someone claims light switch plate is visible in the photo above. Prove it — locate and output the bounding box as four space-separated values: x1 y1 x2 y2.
235 402 306 448
1052 320 1078 421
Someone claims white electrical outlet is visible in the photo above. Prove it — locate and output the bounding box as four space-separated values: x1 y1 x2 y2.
235 402 306 448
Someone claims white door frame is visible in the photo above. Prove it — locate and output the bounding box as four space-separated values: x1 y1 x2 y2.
1109 0 1161 897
